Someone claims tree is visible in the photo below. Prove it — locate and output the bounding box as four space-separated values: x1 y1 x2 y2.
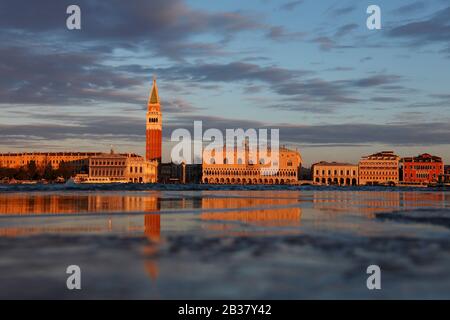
43 162 56 181
57 161 75 180
27 160 40 180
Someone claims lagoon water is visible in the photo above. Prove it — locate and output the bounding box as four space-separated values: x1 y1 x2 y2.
0 184 449 299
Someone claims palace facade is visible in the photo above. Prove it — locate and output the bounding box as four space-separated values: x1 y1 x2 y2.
202 146 301 185
312 161 358 186
358 151 400 185
84 151 157 183
401 153 444 184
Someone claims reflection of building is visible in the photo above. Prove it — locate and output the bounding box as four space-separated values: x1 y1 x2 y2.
146 78 162 163
202 146 302 185
401 153 444 184
86 151 157 183
358 151 400 185
312 161 358 186
312 191 446 218
0 152 101 172
159 163 202 184
0 193 161 215
200 194 301 226
201 208 301 227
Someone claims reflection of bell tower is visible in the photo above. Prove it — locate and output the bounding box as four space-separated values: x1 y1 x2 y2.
146 77 162 163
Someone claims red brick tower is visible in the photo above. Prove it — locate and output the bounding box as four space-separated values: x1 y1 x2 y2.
146 78 162 163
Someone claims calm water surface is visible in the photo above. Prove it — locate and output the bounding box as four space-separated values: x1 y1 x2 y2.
0 186 449 299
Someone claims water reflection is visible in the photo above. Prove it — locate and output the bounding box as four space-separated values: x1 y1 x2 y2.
0 190 449 291
201 208 301 227
0 193 161 215
312 191 447 217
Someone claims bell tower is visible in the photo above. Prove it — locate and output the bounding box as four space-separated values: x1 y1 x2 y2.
146 77 162 163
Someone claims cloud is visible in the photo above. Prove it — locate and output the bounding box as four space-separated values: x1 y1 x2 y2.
266 26 306 41
392 1 427 15
370 97 404 103
165 115 450 146
139 62 310 84
334 23 358 38
352 75 402 88
329 5 357 17
0 46 146 106
387 6 450 53
0 0 265 61
279 0 304 11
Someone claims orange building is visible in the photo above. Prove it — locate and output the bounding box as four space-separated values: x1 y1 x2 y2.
312 161 358 186
85 151 158 183
146 78 162 163
0 152 102 172
444 165 450 183
401 153 444 184
202 146 301 185
358 151 400 186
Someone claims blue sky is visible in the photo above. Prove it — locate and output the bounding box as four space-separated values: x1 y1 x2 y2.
0 0 449 166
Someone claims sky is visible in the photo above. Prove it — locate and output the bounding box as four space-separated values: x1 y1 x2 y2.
0 0 449 166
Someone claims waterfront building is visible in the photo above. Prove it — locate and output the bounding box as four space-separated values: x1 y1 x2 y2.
401 153 444 184
202 146 301 185
146 78 162 163
358 151 400 185
311 161 358 186
444 165 450 183
159 162 202 184
0 152 101 172
86 151 157 183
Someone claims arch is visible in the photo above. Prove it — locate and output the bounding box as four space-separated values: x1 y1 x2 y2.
275 178 279 184
280 179 284 185
269 179 274 184
204 178 208 184
215 178 219 184
346 178 350 185
352 178 357 186
220 178 224 184
339 178 344 185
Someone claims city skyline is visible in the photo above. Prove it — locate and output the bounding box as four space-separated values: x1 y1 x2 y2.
1 1 450 166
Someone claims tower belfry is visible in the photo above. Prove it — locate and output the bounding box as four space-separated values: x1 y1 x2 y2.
146 77 162 163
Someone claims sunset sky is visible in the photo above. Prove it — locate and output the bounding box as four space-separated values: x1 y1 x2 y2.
0 0 449 166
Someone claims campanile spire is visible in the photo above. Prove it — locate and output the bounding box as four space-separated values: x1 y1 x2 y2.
146 77 162 163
